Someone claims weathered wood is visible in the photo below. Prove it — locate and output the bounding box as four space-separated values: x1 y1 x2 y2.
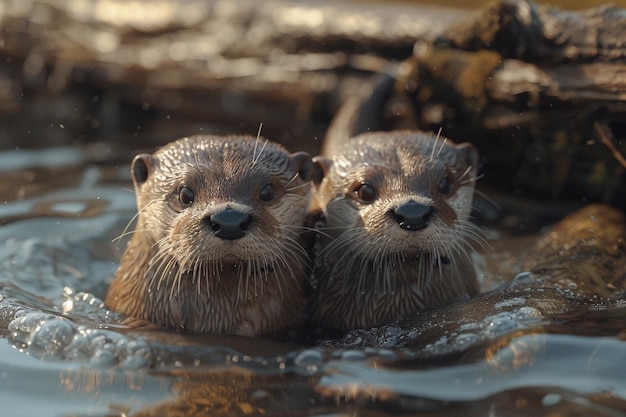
2 0 626 214
328 1 626 217
0 0 464 151
438 0 626 63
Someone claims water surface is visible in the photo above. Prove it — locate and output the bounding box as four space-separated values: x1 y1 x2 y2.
1 142 626 417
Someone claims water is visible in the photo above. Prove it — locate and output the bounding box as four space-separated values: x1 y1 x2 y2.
0 143 626 417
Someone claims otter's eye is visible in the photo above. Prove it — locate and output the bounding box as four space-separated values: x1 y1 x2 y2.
438 176 451 196
179 186 195 205
260 184 275 202
356 183 377 203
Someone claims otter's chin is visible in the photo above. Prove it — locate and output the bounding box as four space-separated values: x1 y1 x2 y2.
201 252 276 265
221 254 242 264
403 245 424 255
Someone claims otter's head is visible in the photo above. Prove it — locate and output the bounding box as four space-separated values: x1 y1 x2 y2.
131 135 312 268
312 131 479 259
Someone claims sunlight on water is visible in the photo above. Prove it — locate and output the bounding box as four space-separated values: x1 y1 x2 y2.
0 340 174 417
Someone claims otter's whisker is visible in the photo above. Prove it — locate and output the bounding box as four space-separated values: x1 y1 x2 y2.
458 165 475 183
429 127 443 163
252 123 264 166
253 138 269 167
471 188 501 212
112 199 160 244
285 180 313 191
436 137 449 159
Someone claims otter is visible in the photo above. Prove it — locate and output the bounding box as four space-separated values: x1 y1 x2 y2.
309 130 482 331
106 135 313 336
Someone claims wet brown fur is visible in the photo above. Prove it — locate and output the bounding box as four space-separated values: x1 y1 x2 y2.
309 131 482 331
106 135 313 336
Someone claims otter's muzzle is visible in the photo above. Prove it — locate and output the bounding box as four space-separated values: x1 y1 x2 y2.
393 200 432 231
209 206 250 240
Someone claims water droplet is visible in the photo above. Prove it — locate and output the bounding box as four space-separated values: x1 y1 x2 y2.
120 355 149 369
89 348 116 367
486 313 518 337
542 393 562 406
62 298 74 313
515 306 543 320
454 333 480 349
340 350 366 361
294 349 323 374
30 318 75 356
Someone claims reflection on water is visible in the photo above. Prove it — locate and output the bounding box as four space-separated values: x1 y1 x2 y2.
0 340 174 417
320 334 626 400
1 145 626 416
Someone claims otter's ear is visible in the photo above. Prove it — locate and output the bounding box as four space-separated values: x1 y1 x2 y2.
312 156 332 187
455 143 479 175
290 151 313 182
131 154 153 187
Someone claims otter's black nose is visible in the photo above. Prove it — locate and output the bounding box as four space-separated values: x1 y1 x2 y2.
393 200 432 231
209 207 250 240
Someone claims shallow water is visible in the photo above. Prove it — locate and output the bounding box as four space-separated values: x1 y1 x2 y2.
1 144 626 417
